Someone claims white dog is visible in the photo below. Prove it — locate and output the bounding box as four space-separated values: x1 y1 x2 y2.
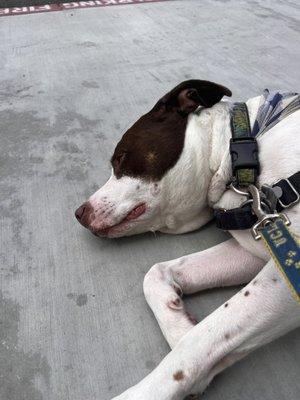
75 80 300 399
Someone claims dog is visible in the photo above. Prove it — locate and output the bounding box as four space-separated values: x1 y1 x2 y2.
75 80 300 399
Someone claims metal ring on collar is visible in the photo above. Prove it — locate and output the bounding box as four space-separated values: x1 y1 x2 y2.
229 182 251 197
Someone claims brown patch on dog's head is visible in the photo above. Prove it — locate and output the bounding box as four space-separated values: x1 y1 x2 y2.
146 151 157 163
111 80 231 181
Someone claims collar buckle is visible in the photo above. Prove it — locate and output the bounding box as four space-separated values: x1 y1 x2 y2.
230 137 260 187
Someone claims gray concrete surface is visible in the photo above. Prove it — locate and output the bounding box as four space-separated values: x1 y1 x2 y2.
0 1 300 399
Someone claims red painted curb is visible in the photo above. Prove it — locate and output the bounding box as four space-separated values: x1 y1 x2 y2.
0 0 172 17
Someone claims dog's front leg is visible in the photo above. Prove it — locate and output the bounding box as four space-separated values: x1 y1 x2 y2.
143 239 264 348
112 259 300 400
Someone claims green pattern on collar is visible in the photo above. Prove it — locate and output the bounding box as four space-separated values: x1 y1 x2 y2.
231 103 251 138
230 102 257 186
237 169 255 187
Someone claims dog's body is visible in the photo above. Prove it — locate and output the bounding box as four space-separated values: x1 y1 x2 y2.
75 81 300 399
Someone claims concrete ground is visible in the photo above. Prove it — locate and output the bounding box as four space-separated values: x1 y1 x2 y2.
0 0 300 399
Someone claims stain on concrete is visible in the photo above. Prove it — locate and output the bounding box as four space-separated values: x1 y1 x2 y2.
63 364 73 372
20 94 34 99
148 71 162 83
82 80 100 89
0 292 51 400
145 360 156 370
0 83 32 101
0 109 101 184
67 293 88 307
0 110 47 178
78 41 97 48
55 141 81 154
30 156 44 164
0 186 30 268
107 384 113 392
65 167 89 182
8 258 20 277
76 294 88 307
94 132 106 141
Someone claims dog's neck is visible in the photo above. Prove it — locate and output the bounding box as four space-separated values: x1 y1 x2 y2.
205 102 233 207
160 96 262 233
159 102 232 233
186 101 234 209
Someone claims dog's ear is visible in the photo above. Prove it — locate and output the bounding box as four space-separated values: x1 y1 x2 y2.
161 80 232 115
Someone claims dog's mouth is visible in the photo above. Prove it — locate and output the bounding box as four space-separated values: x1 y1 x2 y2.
94 203 147 237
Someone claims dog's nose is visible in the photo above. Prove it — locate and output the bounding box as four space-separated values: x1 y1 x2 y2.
75 201 93 224
75 204 86 221
75 201 94 228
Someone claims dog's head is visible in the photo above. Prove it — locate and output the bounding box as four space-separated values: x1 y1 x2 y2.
75 80 231 237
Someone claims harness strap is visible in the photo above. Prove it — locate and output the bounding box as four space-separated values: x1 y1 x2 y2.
230 103 259 187
274 172 300 211
215 205 256 230
215 171 300 230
